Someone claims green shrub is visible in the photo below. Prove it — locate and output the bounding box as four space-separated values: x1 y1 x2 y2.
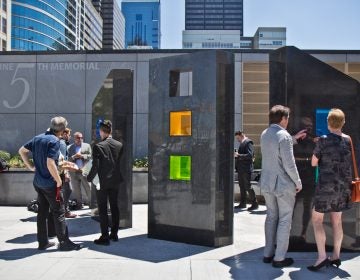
253 152 262 169
133 157 148 168
0 150 11 161
8 154 32 168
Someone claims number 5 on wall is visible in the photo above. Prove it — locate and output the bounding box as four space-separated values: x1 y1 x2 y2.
3 63 35 109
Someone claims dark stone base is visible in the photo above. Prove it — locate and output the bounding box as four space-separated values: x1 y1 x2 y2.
148 224 217 247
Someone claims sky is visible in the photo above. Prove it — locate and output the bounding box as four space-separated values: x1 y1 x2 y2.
159 0 360 50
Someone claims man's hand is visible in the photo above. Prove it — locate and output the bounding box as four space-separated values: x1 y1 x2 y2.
234 152 240 158
73 152 83 159
296 185 303 193
294 129 307 141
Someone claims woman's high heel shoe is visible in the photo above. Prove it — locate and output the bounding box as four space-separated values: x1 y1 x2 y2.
307 258 330 271
330 259 341 268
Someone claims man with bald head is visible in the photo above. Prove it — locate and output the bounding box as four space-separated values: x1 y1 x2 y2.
68 132 92 209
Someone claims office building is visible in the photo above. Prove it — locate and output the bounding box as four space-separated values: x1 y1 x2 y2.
183 0 243 49
183 30 241 49
253 27 286 49
11 0 103 51
183 27 286 50
93 0 125 50
0 0 10 51
84 0 103 50
121 0 160 49
185 0 243 33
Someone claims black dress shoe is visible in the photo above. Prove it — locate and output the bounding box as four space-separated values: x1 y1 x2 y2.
307 258 330 271
38 241 55 250
263 255 274 263
94 236 110 245
330 259 341 268
272 258 294 268
58 241 82 251
235 203 247 209
109 233 118 242
247 203 259 211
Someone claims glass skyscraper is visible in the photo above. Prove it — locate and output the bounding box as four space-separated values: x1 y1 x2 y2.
121 0 160 49
185 0 243 35
11 0 103 51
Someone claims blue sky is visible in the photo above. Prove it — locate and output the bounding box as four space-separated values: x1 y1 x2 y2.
159 0 360 50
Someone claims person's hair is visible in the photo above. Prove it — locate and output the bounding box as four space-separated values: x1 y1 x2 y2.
63 128 71 134
50 116 67 133
327 108 345 129
269 105 290 124
74 132 83 138
100 120 112 134
234 131 244 136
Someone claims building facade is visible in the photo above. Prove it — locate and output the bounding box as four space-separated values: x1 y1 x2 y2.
121 0 160 49
183 0 243 49
11 0 103 51
93 0 125 50
253 27 286 49
0 0 10 51
183 30 241 49
185 0 243 33
84 0 103 50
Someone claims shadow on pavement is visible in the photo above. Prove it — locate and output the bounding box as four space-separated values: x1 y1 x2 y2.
80 234 212 263
288 265 351 279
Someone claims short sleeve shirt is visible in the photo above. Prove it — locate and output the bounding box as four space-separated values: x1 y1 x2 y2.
24 131 60 188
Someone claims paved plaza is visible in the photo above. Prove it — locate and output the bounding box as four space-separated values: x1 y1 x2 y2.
0 204 359 280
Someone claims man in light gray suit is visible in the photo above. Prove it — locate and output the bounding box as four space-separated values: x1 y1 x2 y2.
68 132 92 209
260 105 303 268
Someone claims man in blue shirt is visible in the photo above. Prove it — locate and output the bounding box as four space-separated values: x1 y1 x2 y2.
19 117 81 251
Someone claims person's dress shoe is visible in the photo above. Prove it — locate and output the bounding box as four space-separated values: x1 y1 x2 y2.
235 203 247 209
65 212 77 218
247 203 259 211
94 236 110 245
307 258 330 271
59 240 82 251
109 233 118 242
272 258 294 268
38 241 55 250
263 255 274 263
330 259 341 268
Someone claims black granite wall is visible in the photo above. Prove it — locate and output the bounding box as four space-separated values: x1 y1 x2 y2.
270 46 360 251
148 50 234 247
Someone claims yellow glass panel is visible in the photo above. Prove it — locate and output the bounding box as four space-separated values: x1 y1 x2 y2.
170 111 192 136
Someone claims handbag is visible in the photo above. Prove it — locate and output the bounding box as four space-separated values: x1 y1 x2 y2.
349 137 360 202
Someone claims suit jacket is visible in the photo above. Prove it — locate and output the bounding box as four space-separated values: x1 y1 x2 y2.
260 124 301 195
67 142 92 169
235 138 254 173
87 137 123 189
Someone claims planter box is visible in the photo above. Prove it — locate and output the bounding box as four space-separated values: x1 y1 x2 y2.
132 170 148 203
0 169 150 206
0 170 37 206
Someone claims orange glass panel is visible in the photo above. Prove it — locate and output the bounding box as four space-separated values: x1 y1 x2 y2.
170 111 192 136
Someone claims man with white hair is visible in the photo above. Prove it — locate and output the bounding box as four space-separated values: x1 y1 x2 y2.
19 117 82 251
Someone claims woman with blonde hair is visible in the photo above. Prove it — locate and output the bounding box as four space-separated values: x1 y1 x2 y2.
308 108 352 271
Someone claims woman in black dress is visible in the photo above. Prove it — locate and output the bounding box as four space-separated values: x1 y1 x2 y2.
308 108 352 271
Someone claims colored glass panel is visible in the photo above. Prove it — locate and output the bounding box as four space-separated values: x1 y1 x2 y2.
170 111 192 136
169 156 191 181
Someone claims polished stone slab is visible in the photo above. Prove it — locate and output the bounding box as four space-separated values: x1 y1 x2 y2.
148 50 234 247
270 46 360 252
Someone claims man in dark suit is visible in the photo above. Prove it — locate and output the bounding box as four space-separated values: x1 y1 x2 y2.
234 131 259 211
87 120 123 245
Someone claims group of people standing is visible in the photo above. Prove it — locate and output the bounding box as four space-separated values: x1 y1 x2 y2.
235 105 354 272
19 117 123 250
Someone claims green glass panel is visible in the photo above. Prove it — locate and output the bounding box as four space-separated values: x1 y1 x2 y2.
169 155 191 181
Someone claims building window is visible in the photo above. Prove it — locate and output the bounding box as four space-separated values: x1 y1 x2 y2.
2 0 6 12
136 14 142 21
2 39 6 51
2 18 6 34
